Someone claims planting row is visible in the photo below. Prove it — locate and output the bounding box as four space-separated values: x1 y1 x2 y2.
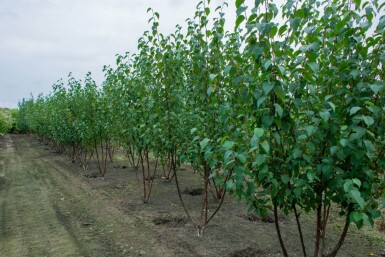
16 1 385 256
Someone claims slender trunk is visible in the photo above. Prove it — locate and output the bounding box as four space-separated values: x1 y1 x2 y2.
168 151 176 180
93 138 108 178
206 187 227 224
323 209 352 257
162 151 175 181
320 204 331 255
145 151 158 203
140 150 147 203
71 145 76 163
93 137 102 177
293 202 307 257
174 153 230 237
206 168 233 224
174 166 197 226
314 203 323 257
208 178 222 202
126 144 139 172
108 143 114 163
274 203 289 257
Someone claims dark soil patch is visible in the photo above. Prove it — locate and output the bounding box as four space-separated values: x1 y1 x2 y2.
144 175 155 181
152 216 187 227
0 176 5 190
83 173 99 179
113 165 128 169
114 184 125 189
378 219 385 232
81 218 94 227
243 212 284 224
183 187 203 196
228 247 262 257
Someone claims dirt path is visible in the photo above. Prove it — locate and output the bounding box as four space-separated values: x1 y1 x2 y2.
0 135 85 256
0 135 169 257
0 134 384 257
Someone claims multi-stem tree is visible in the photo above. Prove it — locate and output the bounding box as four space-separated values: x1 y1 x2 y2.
232 0 385 256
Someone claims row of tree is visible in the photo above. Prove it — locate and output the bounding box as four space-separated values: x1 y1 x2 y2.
0 108 17 136
17 0 385 256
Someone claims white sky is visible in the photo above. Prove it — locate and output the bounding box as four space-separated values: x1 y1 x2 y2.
0 0 243 108
1 1 381 109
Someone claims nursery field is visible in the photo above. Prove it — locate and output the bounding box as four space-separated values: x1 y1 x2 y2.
11 0 385 256
0 134 384 257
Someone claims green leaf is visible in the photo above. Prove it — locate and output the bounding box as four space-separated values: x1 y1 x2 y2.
262 82 274 95
278 24 287 35
354 0 362 8
382 198 385 208
261 141 270 154
371 210 382 219
352 178 361 188
281 174 290 184
257 96 267 108
254 154 266 166
226 179 235 190
235 15 245 28
344 180 353 192
224 65 232 74
363 116 374 126
350 69 360 79
200 138 210 150
298 135 307 141
350 107 361 115
209 74 217 82
306 172 317 182
236 0 245 8
294 9 305 18
274 88 286 101
264 60 273 70
278 65 285 75
294 187 302 197
258 164 268 180
269 26 278 37
380 52 385 62
350 189 365 209
274 103 283 117
320 110 330 122
351 211 362 223
363 140 374 152
223 140 235 150
237 153 247 164
340 139 348 147
262 115 273 127
207 86 215 95
293 148 302 159
253 128 264 139
370 83 384 94
308 62 319 74
330 146 338 155
305 126 317 136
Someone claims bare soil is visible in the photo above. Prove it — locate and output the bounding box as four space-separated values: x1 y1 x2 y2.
0 134 384 257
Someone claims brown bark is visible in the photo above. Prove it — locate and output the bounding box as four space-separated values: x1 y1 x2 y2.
274 203 289 257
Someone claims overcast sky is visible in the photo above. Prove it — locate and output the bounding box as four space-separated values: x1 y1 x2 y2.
2 1 380 109
0 0 244 108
